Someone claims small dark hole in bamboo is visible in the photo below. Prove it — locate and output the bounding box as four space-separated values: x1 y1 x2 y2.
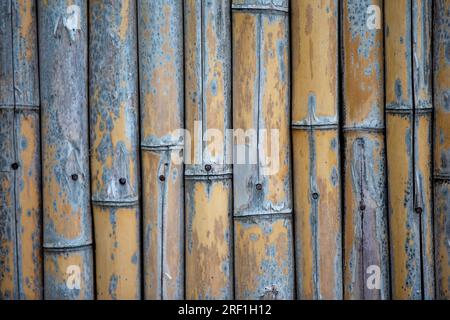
415 207 423 214
11 163 19 170
159 175 166 182
256 183 263 191
71 174 78 181
205 164 212 172
359 201 366 211
119 178 127 185
312 193 319 200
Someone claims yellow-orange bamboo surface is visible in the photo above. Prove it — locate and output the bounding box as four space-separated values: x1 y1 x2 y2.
1 0 450 301
291 0 342 300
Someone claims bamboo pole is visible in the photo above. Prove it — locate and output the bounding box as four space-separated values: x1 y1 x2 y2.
0 0 42 300
185 175 233 299
342 0 390 300
138 0 184 300
232 0 294 300
184 0 233 300
385 0 435 300
291 0 342 300
140 148 183 299
89 0 141 300
385 0 418 300
412 0 435 300
38 0 93 300
434 0 450 300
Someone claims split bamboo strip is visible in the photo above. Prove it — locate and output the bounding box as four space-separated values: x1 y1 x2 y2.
385 0 434 300
232 0 294 300
138 0 184 300
291 0 342 300
434 0 450 300
0 0 42 300
184 0 233 300
89 0 141 300
38 0 93 300
342 0 390 300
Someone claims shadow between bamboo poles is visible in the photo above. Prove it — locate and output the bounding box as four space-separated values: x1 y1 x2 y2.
342 0 390 300
38 0 93 300
291 0 342 300
433 0 450 300
0 0 42 300
385 0 435 300
138 0 184 300
89 0 141 300
232 0 294 300
184 0 233 299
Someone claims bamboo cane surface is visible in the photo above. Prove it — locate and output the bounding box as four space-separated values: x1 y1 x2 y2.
0 0 448 301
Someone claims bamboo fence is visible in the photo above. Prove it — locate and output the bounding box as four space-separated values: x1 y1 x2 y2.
184 0 233 300
0 0 449 301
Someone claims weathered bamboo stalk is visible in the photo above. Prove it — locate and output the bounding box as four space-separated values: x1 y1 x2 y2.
89 0 141 300
342 0 390 300
434 0 450 300
0 0 42 300
138 0 184 300
38 0 93 300
291 0 342 300
232 0 294 300
185 175 233 300
412 0 435 300
184 0 233 300
385 0 435 300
